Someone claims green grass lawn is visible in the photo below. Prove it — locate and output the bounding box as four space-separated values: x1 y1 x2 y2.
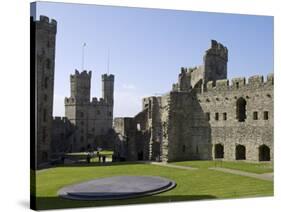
171 161 273 174
35 162 273 210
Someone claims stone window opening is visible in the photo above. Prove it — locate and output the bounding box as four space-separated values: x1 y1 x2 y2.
44 77 49 89
264 111 269 120
182 145 186 153
214 144 224 159
215 113 219 121
43 109 47 122
46 59 51 69
253 111 258 120
42 127 47 143
81 121 84 126
236 97 247 122
206 112 210 121
223 113 227 120
236 82 239 89
108 111 112 117
259 145 270 161
235 145 246 160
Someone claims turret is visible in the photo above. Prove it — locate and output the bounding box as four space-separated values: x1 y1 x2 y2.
203 40 228 83
70 70 91 103
102 74 114 105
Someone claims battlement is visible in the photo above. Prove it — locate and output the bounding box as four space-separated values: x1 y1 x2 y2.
53 116 67 122
90 97 109 105
203 73 273 92
70 69 92 79
102 74 114 81
205 40 228 61
33 15 57 33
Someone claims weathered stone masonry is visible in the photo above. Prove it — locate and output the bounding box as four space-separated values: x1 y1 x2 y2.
114 40 273 163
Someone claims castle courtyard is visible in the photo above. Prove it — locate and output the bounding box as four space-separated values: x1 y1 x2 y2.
35 160 273 210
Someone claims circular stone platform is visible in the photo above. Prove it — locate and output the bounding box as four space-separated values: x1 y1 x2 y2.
58 176 176 200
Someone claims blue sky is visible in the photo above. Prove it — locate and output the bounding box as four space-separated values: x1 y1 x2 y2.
32 2 273 117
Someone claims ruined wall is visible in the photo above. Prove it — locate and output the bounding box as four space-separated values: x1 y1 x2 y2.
166 91 212 162
196 74 273 161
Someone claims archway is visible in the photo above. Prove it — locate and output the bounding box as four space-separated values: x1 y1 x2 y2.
236 97 247 122
236 145 246 160
259 145 270 161
214 144 224 159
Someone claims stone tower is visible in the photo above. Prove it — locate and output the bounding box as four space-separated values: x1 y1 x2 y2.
102 74 114 106
65 70 92 151
203 40 228 83
70 70 92 102
31 15 57 168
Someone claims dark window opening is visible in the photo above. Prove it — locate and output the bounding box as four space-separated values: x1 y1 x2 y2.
236 97 247 122
80 136 84 142
42 127 46 143
43 109 47 122
108 111 112 116
97 110 101 115
236 82 239 88
80 112 84 117
223 113 227 120
253 111 258 120
46 59 51 69
215 113 219 121
44 77 49 89
259 145 270 161
215 144 224 159
236 145 246 160
264 111 269 120
206 112 210 121
182 145 186 153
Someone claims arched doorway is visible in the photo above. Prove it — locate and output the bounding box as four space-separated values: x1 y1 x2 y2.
259 145 270 161
236 97 247 122
214 144 224 159
236 145 246 160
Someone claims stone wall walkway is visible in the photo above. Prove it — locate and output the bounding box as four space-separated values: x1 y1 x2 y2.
209 167 273 181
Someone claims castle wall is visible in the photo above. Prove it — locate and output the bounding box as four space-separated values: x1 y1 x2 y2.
195 74 273 161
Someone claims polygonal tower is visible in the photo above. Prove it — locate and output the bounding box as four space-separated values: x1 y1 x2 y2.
70 70 92 103
203 40 228 83
31 15 57 168
102 74 114 106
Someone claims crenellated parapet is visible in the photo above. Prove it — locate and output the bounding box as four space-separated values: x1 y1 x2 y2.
204 73 273 93
90 97 110 106
102 74 114 81
33 15 57 33
205 40 228 61
70 69 92 79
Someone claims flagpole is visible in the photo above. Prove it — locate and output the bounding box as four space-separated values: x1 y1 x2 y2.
82 43 86 71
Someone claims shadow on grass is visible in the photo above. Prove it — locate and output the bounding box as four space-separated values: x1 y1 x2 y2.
34 194 217 210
